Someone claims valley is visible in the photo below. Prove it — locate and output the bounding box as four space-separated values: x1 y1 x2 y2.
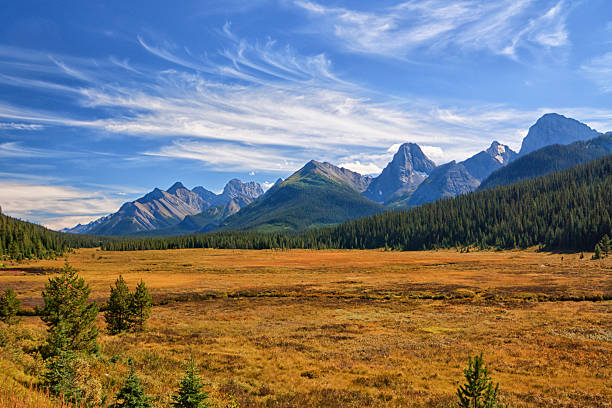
1 248 610 407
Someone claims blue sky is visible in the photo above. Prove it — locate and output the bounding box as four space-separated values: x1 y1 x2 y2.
0 0 611 229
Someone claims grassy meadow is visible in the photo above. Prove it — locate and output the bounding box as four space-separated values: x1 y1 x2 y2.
0 248 610 407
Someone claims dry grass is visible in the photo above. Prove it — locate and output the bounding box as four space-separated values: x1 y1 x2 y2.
0 248 611 407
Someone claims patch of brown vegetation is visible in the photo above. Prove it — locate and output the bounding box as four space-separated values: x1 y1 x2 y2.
0 248 610 407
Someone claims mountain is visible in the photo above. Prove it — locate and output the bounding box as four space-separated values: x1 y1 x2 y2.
103 156 612 253
364 143 435 203
218 160 383 232
387 141 515 208
404 161 480 207
217 179 264 206
461 141 517 181
141 199 245 237
64 179 263 236
518 113 600 156
480 133 612 190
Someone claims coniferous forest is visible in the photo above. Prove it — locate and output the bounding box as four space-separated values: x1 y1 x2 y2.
0 210 111 261
1 157 610 260
101 156 612 253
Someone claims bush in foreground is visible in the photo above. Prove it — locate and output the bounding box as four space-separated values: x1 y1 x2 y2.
452 353 506 408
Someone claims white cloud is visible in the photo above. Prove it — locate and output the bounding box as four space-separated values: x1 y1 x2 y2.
581 52 612 93
337 161 383 175
261 181 276 191
0 142 52 158
0 27 609 179
0 182 127 230
0 122 43 130
143 140 305 172
419 145 446 163
294 0 570 60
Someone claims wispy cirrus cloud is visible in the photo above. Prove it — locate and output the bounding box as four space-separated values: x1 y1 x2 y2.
581 52 612 93
293 0 570 60
0 122 43 130
0 23 609 180
0 182 129 230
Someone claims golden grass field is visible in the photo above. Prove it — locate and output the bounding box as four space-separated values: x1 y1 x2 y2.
1 248 611 407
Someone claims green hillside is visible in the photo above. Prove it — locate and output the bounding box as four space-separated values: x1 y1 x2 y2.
218 161 383 232
103 156 612 252
479 133 612 190
0 210 109 260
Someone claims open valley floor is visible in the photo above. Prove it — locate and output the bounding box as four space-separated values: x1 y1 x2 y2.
1 248 611 407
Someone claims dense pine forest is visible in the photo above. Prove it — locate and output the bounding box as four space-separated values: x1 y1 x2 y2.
102 156 612 253
0 210 110 261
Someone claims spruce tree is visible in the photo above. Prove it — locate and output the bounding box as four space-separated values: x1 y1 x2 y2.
452 353 505 408
43 349 81 402
171 358 210 408
41 262 99 356
112 368 153 408
129 280 152 331
599 234 610 257
0 287 21 325
592 243 602 260
105 275 132 334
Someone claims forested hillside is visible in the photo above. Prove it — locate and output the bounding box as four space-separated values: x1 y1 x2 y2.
0 210 109 260
102 155 612 252
480 133 612 190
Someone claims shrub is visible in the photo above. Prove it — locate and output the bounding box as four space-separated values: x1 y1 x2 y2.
452 353 505 408
171 357 210 408
0 288 21 325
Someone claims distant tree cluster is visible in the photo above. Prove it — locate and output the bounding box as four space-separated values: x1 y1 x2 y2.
0 208 112 261
0 288 21 325
103 156 612 253
592 234 610 259
105 276 152 334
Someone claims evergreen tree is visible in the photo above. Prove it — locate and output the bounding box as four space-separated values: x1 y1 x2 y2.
171 358 210 408
0 287 21 325
40 262 99 356
42 349 81 402
452 353 505 408
129 280 152 331
599 234 610 257
105 275 132 334
112 368 153 408
592 244 602 260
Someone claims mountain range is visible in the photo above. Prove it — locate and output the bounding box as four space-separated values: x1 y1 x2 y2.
64 113 609 236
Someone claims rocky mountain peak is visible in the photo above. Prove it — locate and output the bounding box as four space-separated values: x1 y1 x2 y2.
485 141 515 165
222 179 264 200
167 181 187 194
364 143 436 203
519 113 600 156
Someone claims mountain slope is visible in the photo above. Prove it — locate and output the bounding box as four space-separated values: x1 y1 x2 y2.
480 133 612 190
218 160 383 232
518 113 600 156
104 156 612 253
389 141 515 207
64 180 263 236
364 143 435 203
405 161 480 206
461 141 517 181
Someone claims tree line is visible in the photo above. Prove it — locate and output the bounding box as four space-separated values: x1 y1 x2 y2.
103 156 612 253
0 208 112 261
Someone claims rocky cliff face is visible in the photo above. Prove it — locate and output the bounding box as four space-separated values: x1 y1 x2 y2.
407 161 480 206
64 179 264 235
364 143 436 202
462 141 517 181
519 113 600 156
